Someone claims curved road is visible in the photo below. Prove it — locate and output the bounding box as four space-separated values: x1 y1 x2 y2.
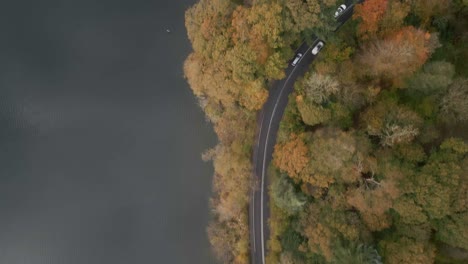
249 1 360 263
249 39 321 264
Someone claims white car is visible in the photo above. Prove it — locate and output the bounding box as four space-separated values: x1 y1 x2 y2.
334 4 347 18
311 42 324 55
291 53 303 66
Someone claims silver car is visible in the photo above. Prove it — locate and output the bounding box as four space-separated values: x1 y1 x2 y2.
334 4 347 18
291 53 303 66
312 42 324 55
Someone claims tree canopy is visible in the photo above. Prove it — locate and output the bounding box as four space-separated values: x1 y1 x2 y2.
184 0 468 263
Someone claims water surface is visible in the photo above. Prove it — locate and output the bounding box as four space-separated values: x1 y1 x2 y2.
0 0 217 263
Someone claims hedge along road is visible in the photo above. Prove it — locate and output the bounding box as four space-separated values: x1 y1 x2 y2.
249 1 360 263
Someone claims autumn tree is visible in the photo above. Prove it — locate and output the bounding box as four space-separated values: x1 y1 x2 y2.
284 0 340 37
344 150 407 231
360 99 423 147
184 1 307 262
439 78 468 123
273 133 309 178
184 54 238 109
300 72 340 104
393 196 427 225
346 184 395 231
378 219 434 263
185 0 234 59
379 0 410 36
412 163 461 219
226 43 261 83
239 80 269 111
232 3 282 64
298 199 373 262
392 143 426 164
296 128 375 194
264 52 287 80
244 3 286 49
212 146 252 221
206 141 253 263
207 221 235 262
337 82 375 110
299 204 335 261
296 95 332 126
357 26 440 85
325 208 371 242
402 138 467 221
186 0 468 263
208 220 246 263
277 93 304 143
410 0 451 26
294 73 350 127
213 107 254 145
353 0 388 39
319 38 355 66
380 237 436 264
284 0 321 34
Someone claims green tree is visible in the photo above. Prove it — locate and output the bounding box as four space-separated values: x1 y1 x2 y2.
410 0 451 26
393 143 426 164
264 52 286 80
435 212 468 250
411 138 466 219
380 237 436 264
284 0 320 33
332 241 382 264
393 196 427 224
271 174 307 214
405 61 455 95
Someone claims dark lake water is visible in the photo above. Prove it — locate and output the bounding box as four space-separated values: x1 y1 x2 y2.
0 0 217 263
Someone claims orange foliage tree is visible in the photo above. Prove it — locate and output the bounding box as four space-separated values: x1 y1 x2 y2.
353 0 388 39
273 133 309 178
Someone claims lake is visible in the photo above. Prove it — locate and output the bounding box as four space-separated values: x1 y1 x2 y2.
0 0 217 263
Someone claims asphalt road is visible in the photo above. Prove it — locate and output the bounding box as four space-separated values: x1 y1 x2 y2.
335 0 362 31
249 1 361 263
249 39 322 264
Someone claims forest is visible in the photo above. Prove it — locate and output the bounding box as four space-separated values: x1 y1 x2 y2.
184 0 467 263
